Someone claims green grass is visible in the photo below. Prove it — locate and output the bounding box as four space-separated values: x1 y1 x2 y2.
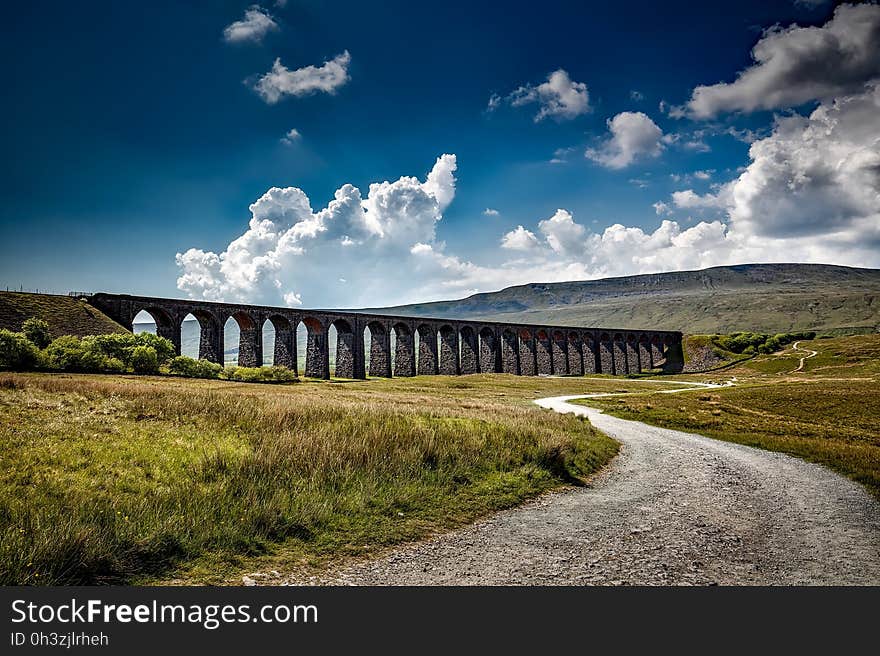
576 334 880 497
0 292 126 338
0 372 626 585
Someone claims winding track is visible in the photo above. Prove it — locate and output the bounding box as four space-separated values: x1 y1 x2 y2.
288 384 880 586
791 341 819 372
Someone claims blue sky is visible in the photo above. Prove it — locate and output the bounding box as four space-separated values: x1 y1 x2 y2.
2 0 878 307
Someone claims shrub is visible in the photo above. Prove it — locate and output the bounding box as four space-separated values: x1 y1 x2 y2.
21 317 51 349
132 332 175 364
168 356 222 379
0 330 41 370
84 332 175 367
44 335 126 373
129 346 159 374
223 365 297 383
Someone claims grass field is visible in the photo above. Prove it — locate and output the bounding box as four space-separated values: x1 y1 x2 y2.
0 372 639 585
577 334 880 497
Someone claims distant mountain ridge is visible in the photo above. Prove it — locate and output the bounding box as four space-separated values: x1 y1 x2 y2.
367 264 880 334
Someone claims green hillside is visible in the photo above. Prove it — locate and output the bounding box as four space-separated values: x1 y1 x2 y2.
371 264 880 334
0 292 127 338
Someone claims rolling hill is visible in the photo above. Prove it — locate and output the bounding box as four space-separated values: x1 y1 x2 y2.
368 264 880 334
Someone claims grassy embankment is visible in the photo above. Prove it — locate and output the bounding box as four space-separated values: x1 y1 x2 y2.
0 372 649 586
576 334 880 497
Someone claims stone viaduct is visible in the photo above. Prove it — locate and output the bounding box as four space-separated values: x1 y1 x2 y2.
84 293 683 379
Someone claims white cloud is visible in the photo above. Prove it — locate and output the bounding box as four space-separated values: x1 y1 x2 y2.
586 111 664 169
653 201 671 215
498 69 590 121
671 187 729 210
538 209 586 256
500 225 540 251
251 51 351 104
693 170 712 180
680 3 880 118
223 5 278 44
280 128 301 145
482 208 499 216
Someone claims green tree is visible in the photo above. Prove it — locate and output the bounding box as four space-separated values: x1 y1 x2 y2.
129 346 159 374
0 330 40 370
21 317 51 349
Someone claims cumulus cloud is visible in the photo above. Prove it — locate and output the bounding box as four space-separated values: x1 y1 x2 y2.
251 51 351 104
586 112 664 168
223 5 278 44
482 208 499 216
679 3 880 118
500 225 540 251
493 69 590 121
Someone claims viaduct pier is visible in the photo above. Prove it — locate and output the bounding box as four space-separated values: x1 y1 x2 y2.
84 293 683 379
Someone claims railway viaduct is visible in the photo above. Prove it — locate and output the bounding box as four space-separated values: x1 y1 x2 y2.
83 293 684 379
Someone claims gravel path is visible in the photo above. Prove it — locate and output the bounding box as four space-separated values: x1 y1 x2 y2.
285 391 880 586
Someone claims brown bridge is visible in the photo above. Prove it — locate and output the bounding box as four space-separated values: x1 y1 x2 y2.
83 293 683 379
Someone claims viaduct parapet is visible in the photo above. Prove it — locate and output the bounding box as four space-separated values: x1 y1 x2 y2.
83 293 684 379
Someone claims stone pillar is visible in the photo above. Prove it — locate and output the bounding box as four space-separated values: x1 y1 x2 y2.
613 338 628 376
459 329 479 374
552 334 569 375
639 340 653 370
519 333 537 376
394 328 416 377
305 328 330 379
664 338 685 373
238 325 262 368
334 324 365 379
369 326 392 377
599 338 614 374
501 330 520 375
651 341 664 366
479 331 499 373
567 335 584 375
626 339 641 374
582 337 597 374
157 317 182 357
198 318 222 364
273 327 296 370
439 328 460 375
417 325 438 375
536 332 553 375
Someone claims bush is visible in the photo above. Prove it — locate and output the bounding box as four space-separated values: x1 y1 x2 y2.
21 317 51 349
222 365 297 383
168 356 222 379
129 346 159 374
0 330 41 370
43 335 126 373
84 332 175 367
713 330 818 356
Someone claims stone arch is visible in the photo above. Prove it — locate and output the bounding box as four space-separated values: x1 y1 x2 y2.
598 332 614 374
187 308 222 363
365 320 391 377
500 328 519 374
265 314 295 370
518 328 536 376
567 331 583 376
332 318 363 379
478 327 499 373
132 306 181 355
552 330 568 375
438 324 459 375
459 325 478 374
417 324 438 375
392 322 415 377
535 329 552 375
